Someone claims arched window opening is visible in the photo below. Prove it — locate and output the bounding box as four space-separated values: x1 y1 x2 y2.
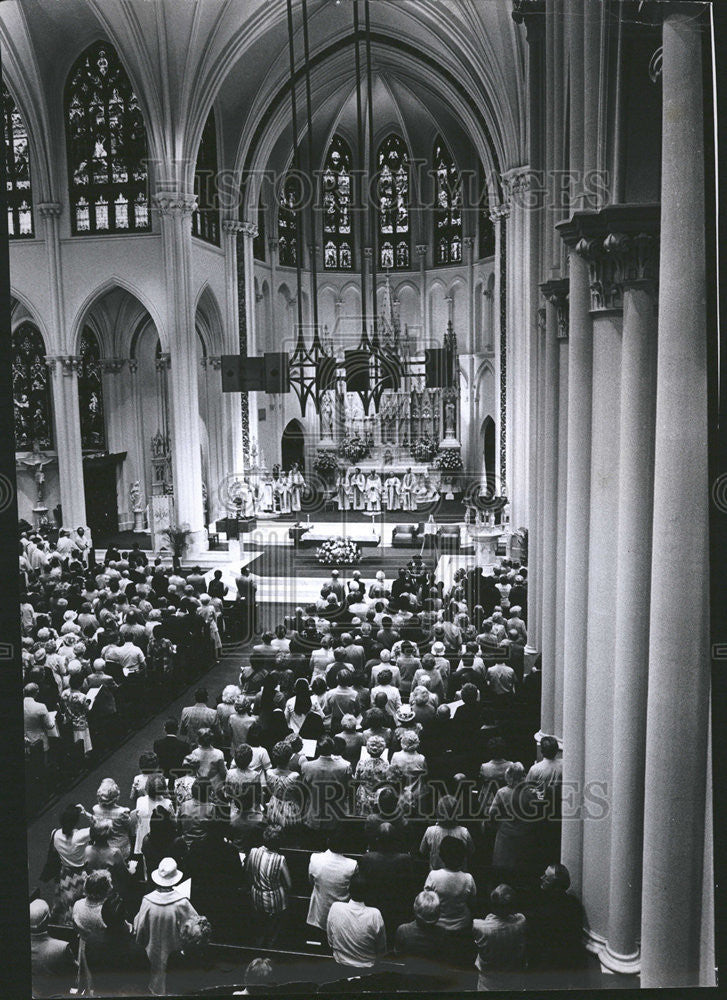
2 83 33 238
322 135 353 270
433 136 462 266
79 328 105 450
65 41 150 235
377 134 410 270
278 173 300 268
192 109 220 245
12 323 52 449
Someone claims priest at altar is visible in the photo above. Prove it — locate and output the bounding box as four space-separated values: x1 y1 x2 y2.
384 473 401 511
365 471 383 512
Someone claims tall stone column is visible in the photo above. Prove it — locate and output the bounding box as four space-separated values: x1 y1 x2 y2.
101 358 128 526
46 356 87 530
152 191 206 552
221 221 245 483
605 220 659 972
556 221 593 898
553 292 569 740
530 306 547 648
640 6 711 986
579 232 623 947
537 279 565 737
416 245 428 343
491 206 508 496
241 221 260 459
127 359 147 510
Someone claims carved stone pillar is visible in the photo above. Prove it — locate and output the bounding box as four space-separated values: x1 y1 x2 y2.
416 245 429 342
152 188 206 551
46 356 86 530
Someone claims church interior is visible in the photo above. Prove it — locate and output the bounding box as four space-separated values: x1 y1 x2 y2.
6 0 717 992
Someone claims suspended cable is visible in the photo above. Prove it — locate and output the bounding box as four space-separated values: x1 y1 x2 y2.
285 0 304 338
353 0 367 337
364 0 377 341
301 0 320 342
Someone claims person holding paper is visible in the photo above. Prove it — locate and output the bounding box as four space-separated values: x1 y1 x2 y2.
134 857 199 995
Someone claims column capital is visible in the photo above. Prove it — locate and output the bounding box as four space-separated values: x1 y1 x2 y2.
557 204 660 311
489 202 510 222
152 191 197 217
222 219 245 235
46 355 83 376
540 279 569 339
101 357 126 374
363 246 374 259
38 202 62 219
207 355 222 371
155 352 171 371
415 244 428 259
128 358 139 374
536 306 547 339
511 0 545 41
240 221 258 239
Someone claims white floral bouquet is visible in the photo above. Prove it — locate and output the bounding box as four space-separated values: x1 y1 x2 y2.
315 535 362 565
435 447 463 472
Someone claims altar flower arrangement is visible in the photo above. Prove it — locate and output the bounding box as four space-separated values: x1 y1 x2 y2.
315 536 362 566
410 435 438 462
434 447 463 473
339 434 370 463
313 450 339 478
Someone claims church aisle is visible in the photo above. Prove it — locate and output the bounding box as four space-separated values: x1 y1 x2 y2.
25 633 255 894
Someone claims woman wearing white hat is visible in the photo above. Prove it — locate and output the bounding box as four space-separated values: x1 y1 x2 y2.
133 857 199 995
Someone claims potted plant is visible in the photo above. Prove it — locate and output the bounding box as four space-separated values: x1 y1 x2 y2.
313 450 339 487
160 523 193 571
410 435 438 463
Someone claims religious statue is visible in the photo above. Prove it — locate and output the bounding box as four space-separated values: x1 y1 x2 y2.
129 480 143 512
444 400 457 439
20 444 53 507
320 391 335 440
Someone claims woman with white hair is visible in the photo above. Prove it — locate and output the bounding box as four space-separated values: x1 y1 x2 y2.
390 730 428 810
92 779 131 860
198 593 222 661
354 735 389 815
216 684 242 750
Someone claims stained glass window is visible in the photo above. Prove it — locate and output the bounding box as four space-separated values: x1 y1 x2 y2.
79 328 105 450
322 135 353 270
12 323 52 449
65 41 150 235
433 136 462 265
278 173 299 267
2 83 33 239
377 134 410 270
192 109 219 245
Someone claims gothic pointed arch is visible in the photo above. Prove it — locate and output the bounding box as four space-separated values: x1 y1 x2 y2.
78 327 106 450
377 133 410 270
192 108 220 245
12 322 52 449
322 134 353 271
2 82 33 238
64 41 150 235
433 135 462 265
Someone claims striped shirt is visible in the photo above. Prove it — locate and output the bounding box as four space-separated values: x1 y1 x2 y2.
247 846 290 915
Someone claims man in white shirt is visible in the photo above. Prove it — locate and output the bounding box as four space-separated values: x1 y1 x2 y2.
486 661 517 698
526 735 563 795
307 827 358 932
327 874 387 970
